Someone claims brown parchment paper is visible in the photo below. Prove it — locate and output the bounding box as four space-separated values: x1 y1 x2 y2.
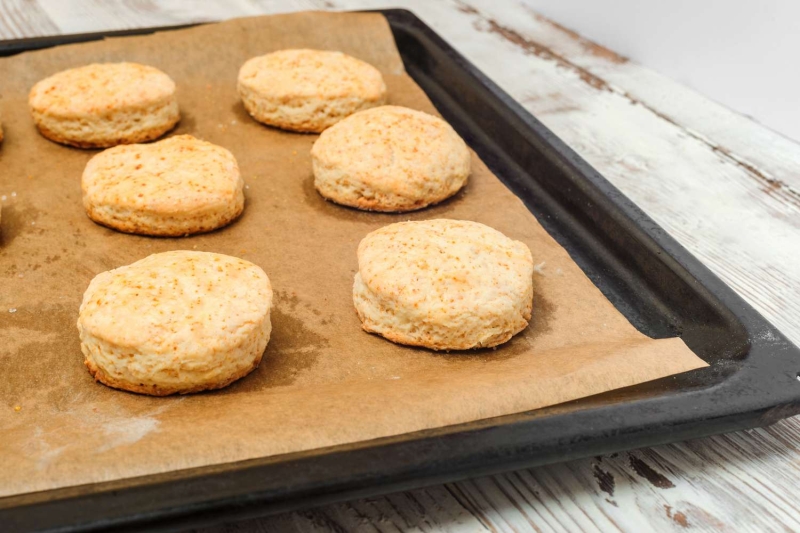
0 12 706 498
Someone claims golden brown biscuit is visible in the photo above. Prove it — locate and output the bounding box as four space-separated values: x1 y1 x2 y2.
354 219 533 350
238 49 386 132
312 106 470 212
29 62 179 148
78 251 273 396
82 135 244 236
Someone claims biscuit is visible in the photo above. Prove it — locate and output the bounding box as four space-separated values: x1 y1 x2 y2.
82 135 244 236
354 219 533 350
238 49 386 133
29 62 179 148
312 106 470 212
78 251 273 396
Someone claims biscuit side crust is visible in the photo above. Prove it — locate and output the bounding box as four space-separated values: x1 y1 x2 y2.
81 316 270 396
32 98 179 148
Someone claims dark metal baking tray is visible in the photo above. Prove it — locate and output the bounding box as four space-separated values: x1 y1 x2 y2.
2 9 799 533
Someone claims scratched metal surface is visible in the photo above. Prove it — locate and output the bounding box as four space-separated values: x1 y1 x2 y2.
2 0 800 531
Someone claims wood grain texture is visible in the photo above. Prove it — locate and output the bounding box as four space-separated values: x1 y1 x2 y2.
0 0 58 38
2 0 799 531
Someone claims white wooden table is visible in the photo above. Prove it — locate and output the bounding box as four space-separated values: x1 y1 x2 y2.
4 1 800 531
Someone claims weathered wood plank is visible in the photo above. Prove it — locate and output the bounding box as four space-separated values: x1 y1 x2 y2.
479 0 800 194
0 0 333 38
0 0 58 39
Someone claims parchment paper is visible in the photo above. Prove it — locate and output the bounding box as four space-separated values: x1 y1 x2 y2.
0 12 706 497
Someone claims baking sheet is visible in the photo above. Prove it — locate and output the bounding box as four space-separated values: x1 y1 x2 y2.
0 12 706 498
